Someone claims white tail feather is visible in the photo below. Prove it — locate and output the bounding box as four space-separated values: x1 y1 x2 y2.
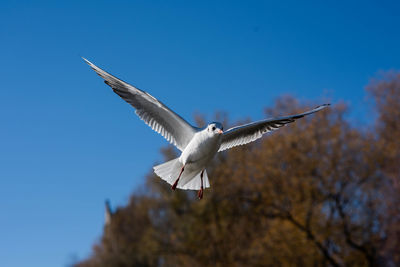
153 158 182 184
153 158 210 190
179 170 210 190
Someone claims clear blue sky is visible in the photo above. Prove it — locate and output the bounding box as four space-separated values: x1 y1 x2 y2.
1 1 399 266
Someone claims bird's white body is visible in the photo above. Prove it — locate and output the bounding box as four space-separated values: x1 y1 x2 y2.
154 125 223 190
180 129 222 165
83 58 329 197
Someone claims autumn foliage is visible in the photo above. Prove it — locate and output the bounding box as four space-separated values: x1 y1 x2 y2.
75 73 400 267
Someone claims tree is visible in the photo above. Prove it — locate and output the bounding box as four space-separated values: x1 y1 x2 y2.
367 72 400 265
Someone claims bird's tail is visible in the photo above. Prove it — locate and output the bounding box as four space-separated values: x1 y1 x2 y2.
153 158 182 185
153 158 210 190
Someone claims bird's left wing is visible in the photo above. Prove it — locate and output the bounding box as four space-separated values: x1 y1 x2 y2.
83 58 198 151
219 104 329 152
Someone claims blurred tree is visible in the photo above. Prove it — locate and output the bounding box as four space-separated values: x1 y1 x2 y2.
367 72 400 265
75 73 399 267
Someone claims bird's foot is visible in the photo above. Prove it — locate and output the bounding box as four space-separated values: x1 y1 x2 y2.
172 179 179 191
197 187 204 200
172 166 185 191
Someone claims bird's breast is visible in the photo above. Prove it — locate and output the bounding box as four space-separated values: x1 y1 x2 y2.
180 133 221 165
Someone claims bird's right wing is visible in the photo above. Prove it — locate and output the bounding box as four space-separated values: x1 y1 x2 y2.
83 58 198 151
219 104 329 152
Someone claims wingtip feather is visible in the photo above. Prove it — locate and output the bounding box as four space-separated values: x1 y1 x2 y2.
320 103 330 107
314 103 330 111
82 57 91 65
82 57 99 71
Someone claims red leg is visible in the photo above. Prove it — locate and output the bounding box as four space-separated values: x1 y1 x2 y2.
172 165 185 191
197 170 204 199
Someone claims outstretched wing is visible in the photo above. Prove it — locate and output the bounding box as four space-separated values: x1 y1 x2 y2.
219 104 329 152
83 58 198 151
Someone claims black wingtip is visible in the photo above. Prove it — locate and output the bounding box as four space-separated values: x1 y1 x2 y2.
315 103 330 110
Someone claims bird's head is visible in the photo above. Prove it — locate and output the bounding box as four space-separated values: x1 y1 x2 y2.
206 122 224 135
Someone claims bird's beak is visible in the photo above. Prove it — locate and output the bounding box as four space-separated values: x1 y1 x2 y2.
218 129 223 134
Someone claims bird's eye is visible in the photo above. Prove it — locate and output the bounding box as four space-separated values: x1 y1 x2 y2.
212 126 216 131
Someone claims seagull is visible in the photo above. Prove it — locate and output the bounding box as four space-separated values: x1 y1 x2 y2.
83 58 329 199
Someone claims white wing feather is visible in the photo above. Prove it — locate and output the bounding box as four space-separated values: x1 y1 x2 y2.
219 104 329 152
84 58 198 151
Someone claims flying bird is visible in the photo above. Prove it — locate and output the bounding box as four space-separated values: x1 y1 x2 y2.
83 58 329 199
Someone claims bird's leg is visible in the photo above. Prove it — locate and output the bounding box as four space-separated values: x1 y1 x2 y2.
198 170 204 200
172 165 185 191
